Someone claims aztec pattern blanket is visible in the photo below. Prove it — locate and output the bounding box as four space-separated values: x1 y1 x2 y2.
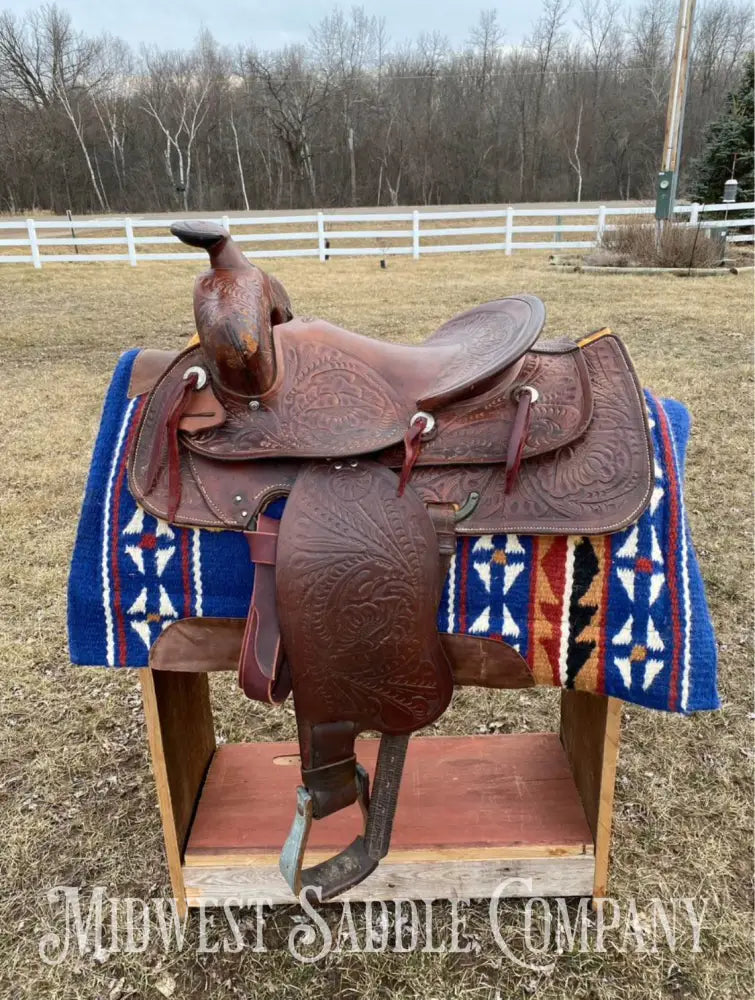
68 350 719 714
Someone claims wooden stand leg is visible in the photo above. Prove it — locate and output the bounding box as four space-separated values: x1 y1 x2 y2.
140 669 216 917
559 691 622 903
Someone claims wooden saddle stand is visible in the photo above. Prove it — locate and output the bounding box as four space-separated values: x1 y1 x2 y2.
132 221 642 913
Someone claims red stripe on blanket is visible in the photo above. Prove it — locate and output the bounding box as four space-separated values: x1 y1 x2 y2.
597 533 613 694
526 536 540 676
542 537 568 686
459 537 470 632
180 528 192 619
654 396 682 711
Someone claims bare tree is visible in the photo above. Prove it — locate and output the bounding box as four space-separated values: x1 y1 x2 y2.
0 0 750 214
567 100 584 200
528 0 571 195
140 49 210 210
228 109 250 210
0 4 113 209
577 0 621 76
248 46 329 206
0 3 102 108
311 7 383 204
469 9 504 101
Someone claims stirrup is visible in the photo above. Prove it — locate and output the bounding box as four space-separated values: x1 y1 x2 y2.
280 733 410 900
279 764 373 901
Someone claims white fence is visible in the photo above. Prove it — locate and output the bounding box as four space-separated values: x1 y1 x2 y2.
0 202 752 267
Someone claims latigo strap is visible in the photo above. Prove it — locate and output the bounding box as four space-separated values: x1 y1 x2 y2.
238 514 290 704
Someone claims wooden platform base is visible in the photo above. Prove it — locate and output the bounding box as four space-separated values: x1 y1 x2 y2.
183 735 595 905
139 670 621 914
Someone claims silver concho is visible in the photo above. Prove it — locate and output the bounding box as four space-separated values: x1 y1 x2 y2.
409 410 436 438
183 365 207 390
511 384 539 404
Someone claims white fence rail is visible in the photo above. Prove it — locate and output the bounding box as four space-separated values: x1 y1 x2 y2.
1 202 752 267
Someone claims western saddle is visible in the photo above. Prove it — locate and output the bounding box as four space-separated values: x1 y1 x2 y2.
128 221 653 900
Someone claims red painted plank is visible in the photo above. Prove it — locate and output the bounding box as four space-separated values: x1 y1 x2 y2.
185 734 593 858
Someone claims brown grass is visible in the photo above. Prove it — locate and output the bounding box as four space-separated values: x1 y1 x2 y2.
596 221 724 269
0 254 753 999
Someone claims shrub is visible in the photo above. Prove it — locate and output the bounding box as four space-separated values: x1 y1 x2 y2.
596 221 723 268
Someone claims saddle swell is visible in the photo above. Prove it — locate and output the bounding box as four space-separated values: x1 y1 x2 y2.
125 224 654 900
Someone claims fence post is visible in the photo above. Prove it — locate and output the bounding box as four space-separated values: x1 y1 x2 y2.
27 218 41 268
505 206 513 256
221 214 231 233
317 211 326 262
124 218 137 266
596 205 607 244
554 214 562 247
412 210 420 259
689 202 700 227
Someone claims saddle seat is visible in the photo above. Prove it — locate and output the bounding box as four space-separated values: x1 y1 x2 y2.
130 329 652 536
275 293 544 411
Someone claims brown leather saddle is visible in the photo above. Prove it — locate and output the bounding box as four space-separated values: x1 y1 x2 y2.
128 221 653 900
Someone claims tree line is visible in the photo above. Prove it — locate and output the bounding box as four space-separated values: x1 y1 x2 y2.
0 1 751 215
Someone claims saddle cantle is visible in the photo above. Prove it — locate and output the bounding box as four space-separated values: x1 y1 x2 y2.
126 222 654 900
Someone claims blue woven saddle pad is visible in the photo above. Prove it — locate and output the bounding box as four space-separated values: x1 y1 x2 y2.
68 350 718 714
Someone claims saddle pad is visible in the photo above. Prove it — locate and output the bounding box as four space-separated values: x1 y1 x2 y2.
68 350 719 715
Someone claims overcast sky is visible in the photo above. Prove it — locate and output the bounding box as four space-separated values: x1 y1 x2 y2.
3 0 542 51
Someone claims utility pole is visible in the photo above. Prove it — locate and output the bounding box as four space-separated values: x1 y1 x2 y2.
655 0 697 220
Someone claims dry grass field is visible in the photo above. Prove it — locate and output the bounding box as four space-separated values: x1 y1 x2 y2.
0 252 753 1000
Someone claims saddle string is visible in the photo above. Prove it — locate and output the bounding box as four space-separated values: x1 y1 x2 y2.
165 370 199 521
396 415 428 497
504 387 536 494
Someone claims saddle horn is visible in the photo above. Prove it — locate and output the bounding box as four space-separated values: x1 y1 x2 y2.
171 220 292 398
